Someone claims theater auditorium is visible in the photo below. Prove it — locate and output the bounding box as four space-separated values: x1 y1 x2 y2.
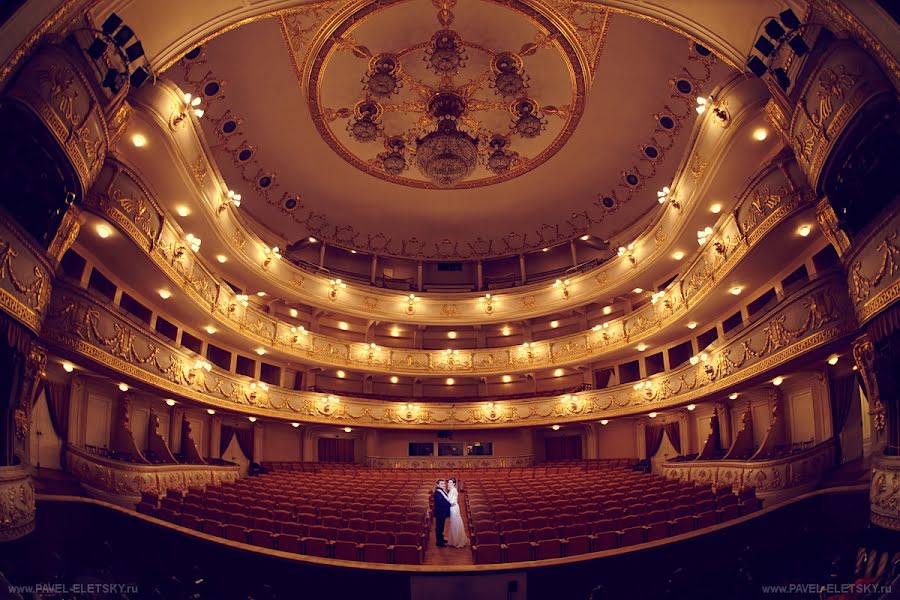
0 1 898 598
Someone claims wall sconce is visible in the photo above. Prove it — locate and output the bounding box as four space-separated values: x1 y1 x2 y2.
263 245 281 268
229 293 249 314
319 395 341 415
554 279 571 300
173 233 201 258
248 380 269 402
328 279 347 302
695 96 728 123
713 240 726 255
481 293 495 314
289 326 307 344
697 227 713 245
171 92 204 128
218 189 241 214
650 291 664 305
657 187 680 209
194 359 212 372
367 342 380 362
405 293 418 314
617 243 636 265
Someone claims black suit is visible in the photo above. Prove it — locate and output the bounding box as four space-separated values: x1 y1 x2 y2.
433 487 451 546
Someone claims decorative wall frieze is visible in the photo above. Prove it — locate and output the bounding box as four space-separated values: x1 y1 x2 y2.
6 44 112 196
42 274 855 428
83 157 812 375
0 215 55 334
65 445 238 500
870 453 900 531
659 438 836 498
787 40 893 191
843 203 900 325
0 464 36 541
364 455 535 469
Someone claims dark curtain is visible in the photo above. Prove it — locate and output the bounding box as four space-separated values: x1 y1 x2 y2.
234 427 254 462
318 438 354 463
829 373 856 437
220 425 235 456
663 422 682 455
43 381 70 442
645 424 665 458
544 436 582 461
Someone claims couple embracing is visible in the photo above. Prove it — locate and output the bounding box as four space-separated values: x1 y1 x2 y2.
433 478 469 548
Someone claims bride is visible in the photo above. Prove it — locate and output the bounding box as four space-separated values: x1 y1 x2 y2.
446 479 469 548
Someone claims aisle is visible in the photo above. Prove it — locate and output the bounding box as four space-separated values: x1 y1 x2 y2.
423 491 475 566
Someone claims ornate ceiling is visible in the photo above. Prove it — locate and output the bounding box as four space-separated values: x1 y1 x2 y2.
166 0 734 260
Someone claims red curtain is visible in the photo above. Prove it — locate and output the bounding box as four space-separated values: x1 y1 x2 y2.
663 422 682 455
544 436 582 461
318 438 354 463
645 425 665 458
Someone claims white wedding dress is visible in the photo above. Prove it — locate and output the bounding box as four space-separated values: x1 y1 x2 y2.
446 487 470 548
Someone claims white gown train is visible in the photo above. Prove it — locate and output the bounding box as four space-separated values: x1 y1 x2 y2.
446 487 470 548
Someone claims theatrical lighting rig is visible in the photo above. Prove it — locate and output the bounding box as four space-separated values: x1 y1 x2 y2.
79 13 152 93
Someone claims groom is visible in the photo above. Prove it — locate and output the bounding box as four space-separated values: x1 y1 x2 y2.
433 479 451 547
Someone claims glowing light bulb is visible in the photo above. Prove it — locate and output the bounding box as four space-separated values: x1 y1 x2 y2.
687 404 696 411
772 376 783 386
553 368 564 377
337 370 346 379
798 224 811 237
687 322 698 329
96 224 112 239
550 320 559 329
710 203 722 214
248 416 257 423
207 409 215 415
131 133 147 147
672 251 685 260
753 128 768 141
205 325 216 334
600 419 609 425
502 375 512 383
158 289 171 299
729 393 739 400
216 254 227 263
165 399 176 407
551 425 560 431
176 206 190 217
730 286 743 295
291 422 300 428
343 427 352 433
447 331 457 339
827 355 839 365
118 383 129 392
390 376 399 384
62 362 74 373
446 378 454 385
648 412 658 418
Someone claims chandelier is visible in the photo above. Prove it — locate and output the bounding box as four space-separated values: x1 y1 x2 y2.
415 92 478 187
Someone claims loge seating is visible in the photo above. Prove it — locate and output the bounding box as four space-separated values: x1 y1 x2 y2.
463 463 762 564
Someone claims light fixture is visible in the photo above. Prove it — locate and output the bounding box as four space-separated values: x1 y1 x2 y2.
648 412 658 418
553 368 564 377
171 93 205 127
118 383 129 392
207 409 215 415
390 376 399 384
542 247 549 252
308 237 318 243
194 359 212 372
215 254 227 264
262 246 281 268
343 427 352 433
632 287 644 294
235 294 249 307
223 189 242 212
729 393 739 400
580 235 590 241
96 224 112 239
617 243 636 265
600 419 609 425
827 355 839 365
772 376 784 386
730 286 743 295
752 128 768 141
852 365 859 371
481 293 495 314
695 96 709 114
185 233 201 252
205 325 216 334
687 404 696 411
291 422 300 428
158 289 171 300
798 224 811 237
672 251 685 261
61 361 74 373
447 331 457 339
553 278 572 300
248 416 257 423
175 206 190 217
602 306 612 315
131 133 147 147
501 326 511 336
165 399 176 407
636 343 647 351
337 370 346 379
338 321 349 331
289 308 298 318
255 348 266 356
257 292 268 298
502 375 512 383
687 322 698 329
445 378 455 385
550 320 559 329
657 186 670 204
551 425 561 431
710 203 722 214
697 226 714 245
689 356 700 366
390 326 400 337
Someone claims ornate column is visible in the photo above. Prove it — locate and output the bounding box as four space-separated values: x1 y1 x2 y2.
209 414 222 460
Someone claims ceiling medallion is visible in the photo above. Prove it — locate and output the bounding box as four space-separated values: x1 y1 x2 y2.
308 0 586 189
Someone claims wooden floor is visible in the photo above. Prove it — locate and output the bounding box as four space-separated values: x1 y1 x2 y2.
423 491 474 566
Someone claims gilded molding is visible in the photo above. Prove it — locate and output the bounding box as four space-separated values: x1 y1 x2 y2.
844 204 900 325
871 453 900 531
0 464 36 542
0 215 55 333
365 455 534 469
42 274 854 428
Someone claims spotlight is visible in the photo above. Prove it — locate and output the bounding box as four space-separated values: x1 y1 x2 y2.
754 36 776 57
101 13 123 36
102 68 127 92
129 67 150 89
773 68 791 91
86 38 108 59
779 8 801 30
112 25 135 47
788 36 809 57
125 41 144 61
747 56 767 78
764 19 786 40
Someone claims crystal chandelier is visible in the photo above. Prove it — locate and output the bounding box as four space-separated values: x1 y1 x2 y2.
415 92 478 187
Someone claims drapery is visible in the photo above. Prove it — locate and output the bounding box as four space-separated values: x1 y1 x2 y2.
663 422 682 455
318 437 354 463
43 381 70 442
220 425 236 456
544 435 582 461
645 424 665 458
235 427 254 462
830 373 856 437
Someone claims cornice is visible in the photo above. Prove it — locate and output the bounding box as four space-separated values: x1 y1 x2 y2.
122 73 770 324
40 273 856 429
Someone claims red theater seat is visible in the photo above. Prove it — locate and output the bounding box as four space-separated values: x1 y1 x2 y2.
695 511 718 529
535 539 562 560
302 537 330 558
645 521 670 542
224 524 247 543
670 515 694 535
362 543 390 563
564 535 592 556
504 541 533 562
334 540 360 561
393 544 422 565
619 526 645 547
475 531 500 545
473 544 502 564
248 529 275 549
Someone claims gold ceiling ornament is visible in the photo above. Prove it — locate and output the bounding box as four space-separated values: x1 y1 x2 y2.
304 0 587 189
